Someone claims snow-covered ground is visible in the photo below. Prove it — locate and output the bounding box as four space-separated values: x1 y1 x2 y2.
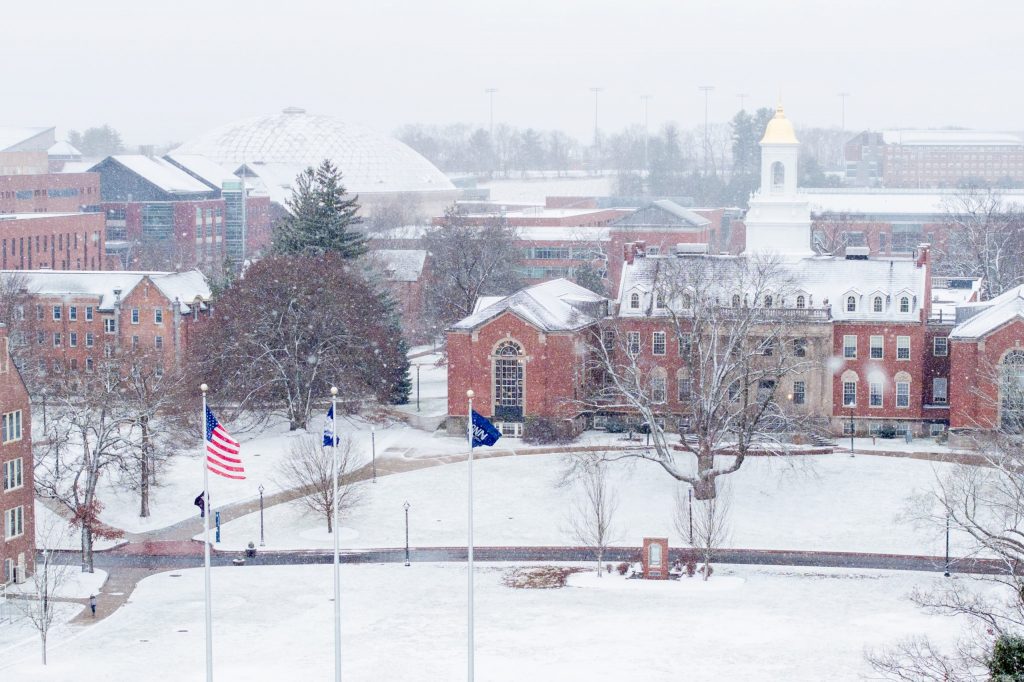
5 569 107 600
0 602 81 665
210 452 968 556
0 563 977 681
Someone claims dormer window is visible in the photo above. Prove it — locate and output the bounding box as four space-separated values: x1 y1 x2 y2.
731 294 741 308
872 296 883 313
682 293 692 308
846 295 857 312
655 292 666 309
795 295 806 309
630 293 640 309
763 295 773 308
900 296 910 313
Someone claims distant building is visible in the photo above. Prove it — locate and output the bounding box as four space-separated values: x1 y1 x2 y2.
0 172 101 213
0 126 55 175
0 322 34 584
0 212 107 270
845 129 1024 189
373 249 431 342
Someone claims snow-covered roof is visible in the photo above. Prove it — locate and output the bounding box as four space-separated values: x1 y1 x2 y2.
950 284 1024 340
0 213 83 221
47 140 82 159
374 249 427 282
3 270 211 313
237 162 302 207
163 153 238 190
452 279 605 333
930 277 983 322
618 254 927 322
173 108 456 196
0 126 54 152
805 189 1024 217
472 296 505 314
882 129 1024 147
100 156 214 195
59 161 98 174
610 200 710 229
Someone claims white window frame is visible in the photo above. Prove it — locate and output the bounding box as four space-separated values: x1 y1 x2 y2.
629 293 640 310
155 335 164 350
85 306 94 321
896 381 910 408
872 296 883 312
900 296 911 313
68 306 77 321
843 381 857 407
51 305 61 321
870 335 884 359
897 336 910 360
3 458 23 491
4 506 24 540
846 295 857 312
627 332 640 355
154 309 164 324
86 332 94 348
843 335 857 359
652 332 666 356
651 376 666 404
104 318 116 334
131 308 140 325
792 380 806 405
933 336 948 357
869 382 884 408
933 377 948 405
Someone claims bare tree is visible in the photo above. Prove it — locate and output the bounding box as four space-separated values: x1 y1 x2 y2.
675 482 730 580
567 460 619 576
16 517 75 665
278 435 362 533
810 215 855 255
582 254 822 499
420 206 522 336
939 187 1024 298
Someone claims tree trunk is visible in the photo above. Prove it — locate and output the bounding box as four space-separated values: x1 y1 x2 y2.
41 630 47 665
140 417 150 518
326 507 333 534
82 527 94 573
597 547 604 577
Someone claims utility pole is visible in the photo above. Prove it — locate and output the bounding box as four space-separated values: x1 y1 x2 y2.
737 92 749 111
698 85 715 175
485 88 498 139
640 94 653 177
590 87 604 148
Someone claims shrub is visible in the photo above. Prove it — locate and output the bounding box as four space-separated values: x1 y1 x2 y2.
523 416 577 445
617 562 630 576
605 418 627 434
877 424 897 439
685 560 697 578
990 634 1024 680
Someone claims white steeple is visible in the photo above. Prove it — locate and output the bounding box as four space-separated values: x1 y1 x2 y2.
743 104 814 258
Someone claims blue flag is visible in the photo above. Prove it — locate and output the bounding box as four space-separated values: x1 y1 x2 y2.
470 410 501 448
323 405 339 447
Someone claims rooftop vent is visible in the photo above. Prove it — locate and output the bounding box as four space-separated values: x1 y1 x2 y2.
845 246 870 260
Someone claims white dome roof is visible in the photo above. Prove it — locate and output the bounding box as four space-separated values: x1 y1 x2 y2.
173 108 454 195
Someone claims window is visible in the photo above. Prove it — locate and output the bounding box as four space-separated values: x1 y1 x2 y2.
131 308 140 324
53 332 61 347
843 381 857 407
652 332 666 355
651 375 666 403
85 306 94 321
131 335 139 350
793 338 807 357
677 375 692 401
933 378 948 405
154 309 164 324
629 293 640 309
846 295 857 312
104 318 116 334
896 381 910 408
655 292 666 309
759 337 775 356
52 305 61 320
86 332 94 347
86 357 94 373
1 411 22 443
155 366 164 379
843 335 857 359
872 296 883 313
795 295 805 309
792 381 806 405
35 305 43 321
763 295 773 308
155 335 164 350
627 332 640 355
104 343 113 358
870 382 884 407
4 506 24 539
69 306 78 321
678 334 692 356
870 335 884 359
731 294 741 308
601 330 615 351
933 337 948 357
900 296 910 313
69 332 78 348
36 331 44 345
897 336 910 360
3 458 23 491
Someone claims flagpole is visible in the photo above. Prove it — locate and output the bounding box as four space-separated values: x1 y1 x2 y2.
466 389 475 682
200 383 213 682
330 386 341 682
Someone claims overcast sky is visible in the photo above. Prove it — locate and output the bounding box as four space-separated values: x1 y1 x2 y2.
5 0 1021 146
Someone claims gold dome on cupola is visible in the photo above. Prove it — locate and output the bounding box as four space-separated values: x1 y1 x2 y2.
760 104 799 145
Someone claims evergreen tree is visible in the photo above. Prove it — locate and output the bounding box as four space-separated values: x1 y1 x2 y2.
273 160 367 258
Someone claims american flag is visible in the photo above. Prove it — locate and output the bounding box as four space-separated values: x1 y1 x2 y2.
205 406 245 480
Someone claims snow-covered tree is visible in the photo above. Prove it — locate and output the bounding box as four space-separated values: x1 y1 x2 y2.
16 518 75 665
676 483 730 580
273 160 367 259
278 435 362 533
938 188 1024 298
567 460 619 576
582 255 822 499
192 253 410 430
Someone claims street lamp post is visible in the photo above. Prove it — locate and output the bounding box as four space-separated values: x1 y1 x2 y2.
416 364 421 413
371 426 377 483
258 484 265 547
944 513 951 577
404 501 411 567
848 408 855 458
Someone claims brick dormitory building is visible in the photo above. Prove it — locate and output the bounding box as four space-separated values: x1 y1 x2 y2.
1 323 33 584
446 106 1021 441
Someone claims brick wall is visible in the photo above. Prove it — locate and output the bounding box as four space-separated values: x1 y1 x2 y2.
0 325 35 582
0 213 106 270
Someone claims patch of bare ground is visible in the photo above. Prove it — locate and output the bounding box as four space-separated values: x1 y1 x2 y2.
502 566 586 589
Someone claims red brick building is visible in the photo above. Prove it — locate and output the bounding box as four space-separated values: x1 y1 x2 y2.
0 172 101 214
4 270 211 378
1 323 34 584
1 212 107 270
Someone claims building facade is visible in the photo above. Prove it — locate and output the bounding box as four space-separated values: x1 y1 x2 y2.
0 172 101 214
1 212 107 270
0 323 34 584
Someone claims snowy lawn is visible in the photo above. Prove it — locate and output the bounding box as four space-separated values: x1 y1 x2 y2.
211 452 969 556
5 569 107 600
0 602 81 666
0 563 976 681
34 503 121 552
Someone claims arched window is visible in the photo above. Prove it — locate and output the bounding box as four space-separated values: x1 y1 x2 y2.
764 295 773 308
682 293 693 308
899 296 910 313
493 340 524 420
655 291 666 309
731 294 741 308
846 295 857 312
771 161 785 192
1001 350 1024 432
872 296 883 313
795 295 806 309
630 293 640 309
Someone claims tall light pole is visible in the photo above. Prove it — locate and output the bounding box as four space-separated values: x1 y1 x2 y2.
258 484 265 547
485 88 497 139
640 94 653 176
944 513 951 577
330 385 342 682
404 501 411 567
590 87 604 148
838 92 851 171
370 425 377 483
698 85 715 175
